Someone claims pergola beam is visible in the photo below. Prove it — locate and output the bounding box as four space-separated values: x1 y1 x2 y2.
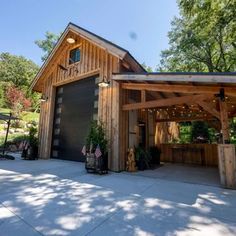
197 100 221 120
123 94 210 111
121 83 236 97
156 116 216 123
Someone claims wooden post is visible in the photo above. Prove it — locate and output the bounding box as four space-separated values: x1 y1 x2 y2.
218 144 236 189
219 100 230 144
141 90 146 102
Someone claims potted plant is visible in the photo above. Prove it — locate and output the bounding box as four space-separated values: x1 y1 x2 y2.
149 146 161 165
22 122 38 160
84 121 108 174
135 146 151 171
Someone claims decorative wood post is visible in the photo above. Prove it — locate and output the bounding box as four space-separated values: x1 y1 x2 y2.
216 88 230 144
219 99 230 144
217 89 236 189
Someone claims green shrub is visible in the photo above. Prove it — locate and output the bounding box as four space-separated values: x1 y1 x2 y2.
0 133 27 147
86 121 108 154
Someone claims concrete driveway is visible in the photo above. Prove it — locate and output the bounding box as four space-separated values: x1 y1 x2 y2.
0 157 236 236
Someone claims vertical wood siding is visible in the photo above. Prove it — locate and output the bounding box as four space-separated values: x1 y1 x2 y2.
38 34 124 171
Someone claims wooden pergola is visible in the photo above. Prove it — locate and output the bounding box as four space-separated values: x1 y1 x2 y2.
113 72 236 144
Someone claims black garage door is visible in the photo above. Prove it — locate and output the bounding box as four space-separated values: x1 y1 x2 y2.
51 77 98 161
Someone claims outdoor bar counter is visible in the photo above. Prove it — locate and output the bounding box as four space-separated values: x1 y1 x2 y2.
158 144 218 167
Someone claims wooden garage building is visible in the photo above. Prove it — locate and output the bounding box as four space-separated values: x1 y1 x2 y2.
31 23 236 184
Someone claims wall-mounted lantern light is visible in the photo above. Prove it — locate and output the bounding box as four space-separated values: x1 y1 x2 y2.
138 121 145 127
98 76 110 88
66 37 75 44
40 95 48 102
215 88 225 101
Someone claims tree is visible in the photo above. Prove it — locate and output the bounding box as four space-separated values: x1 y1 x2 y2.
159 0 236 72
158 0 236 143
0 53 39 89
191 121 210 143
141 63 153 72
0 82 6 108
0 52 39 111
35 31 60 62
5 86 31 116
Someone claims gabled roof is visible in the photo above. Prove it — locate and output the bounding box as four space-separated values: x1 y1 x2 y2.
31 22 145 90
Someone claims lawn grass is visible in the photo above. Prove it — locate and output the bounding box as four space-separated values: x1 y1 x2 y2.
0 108 39 122
0 108 39 146
0 108 11 114
21 111 39 123
0 133 26 146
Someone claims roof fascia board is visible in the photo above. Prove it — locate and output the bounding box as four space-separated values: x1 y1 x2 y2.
113 73 236 84
30 27 70 90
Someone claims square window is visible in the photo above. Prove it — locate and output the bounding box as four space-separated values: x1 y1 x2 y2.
53 150 58 157
69 48 80 64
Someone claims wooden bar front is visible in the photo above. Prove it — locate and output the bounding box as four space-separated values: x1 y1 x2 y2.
158 144 218 167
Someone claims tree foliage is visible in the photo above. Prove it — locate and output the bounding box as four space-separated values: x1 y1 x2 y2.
0 52 40 111
6 86 31 116
159 0 236 72
35 31 60 62
141 63 153 72
190 121 210 143
0 53 39 89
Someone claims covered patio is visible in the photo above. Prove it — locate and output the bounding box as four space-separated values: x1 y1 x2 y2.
113 72 236 188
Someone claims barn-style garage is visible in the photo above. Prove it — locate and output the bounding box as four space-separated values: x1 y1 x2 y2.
31 22 144 170
31 22 236 189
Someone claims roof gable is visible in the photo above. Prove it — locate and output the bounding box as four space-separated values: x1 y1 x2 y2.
31 22 144 90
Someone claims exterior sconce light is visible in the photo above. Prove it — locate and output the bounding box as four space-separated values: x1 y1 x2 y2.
58 64 68 71
40 95 48 102
98 76 110 88
66 37 75 44
138 121 145 127
215 88 225 101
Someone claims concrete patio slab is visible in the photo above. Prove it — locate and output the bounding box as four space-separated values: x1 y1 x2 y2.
130 163 220 187
0 157 236 236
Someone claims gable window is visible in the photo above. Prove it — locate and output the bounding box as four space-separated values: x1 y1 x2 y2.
69 47 80 64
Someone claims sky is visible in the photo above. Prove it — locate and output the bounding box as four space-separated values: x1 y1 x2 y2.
0 0 179 69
